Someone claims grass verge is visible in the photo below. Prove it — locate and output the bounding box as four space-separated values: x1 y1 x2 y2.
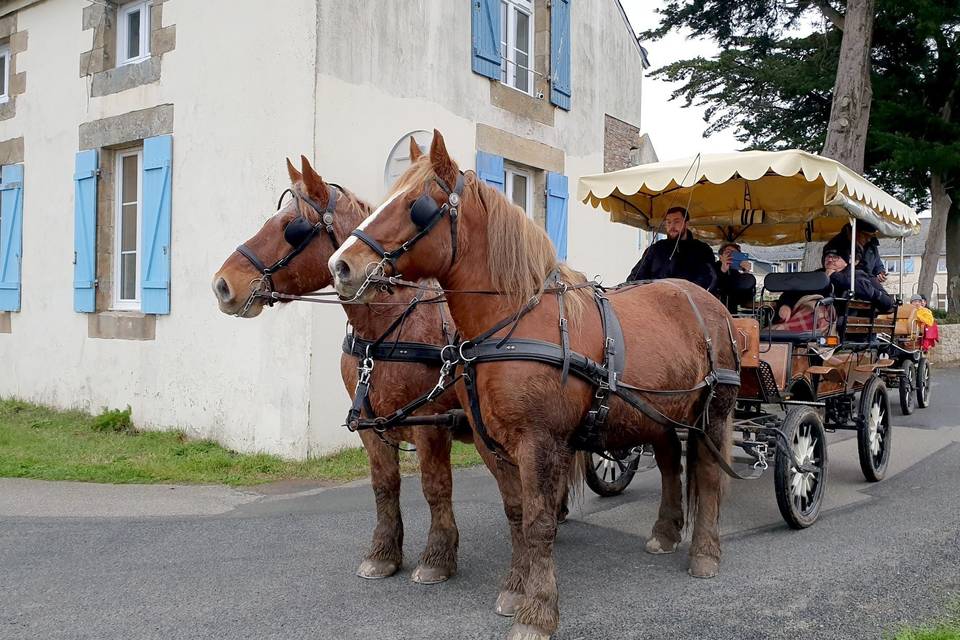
892 601 960 640
0 399 483 486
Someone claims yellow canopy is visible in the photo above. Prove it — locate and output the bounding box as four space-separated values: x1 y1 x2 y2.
578 150 921 245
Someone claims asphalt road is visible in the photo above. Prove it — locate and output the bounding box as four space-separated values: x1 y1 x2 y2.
2 369 959 640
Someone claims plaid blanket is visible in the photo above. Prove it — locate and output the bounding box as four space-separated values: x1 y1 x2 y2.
772 295 833 332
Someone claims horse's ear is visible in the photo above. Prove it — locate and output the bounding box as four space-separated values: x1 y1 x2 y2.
429 129 459 190
299 154 330 207
409 136 423 162
286 158 302 184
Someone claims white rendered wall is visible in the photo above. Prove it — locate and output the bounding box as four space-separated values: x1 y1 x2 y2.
0 0 647 458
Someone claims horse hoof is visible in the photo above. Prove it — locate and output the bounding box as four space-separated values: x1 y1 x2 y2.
494 590 523 617
688 555 720 578
411 564 452 585
645 536 679 555
356 558 399 579
506 623 552 640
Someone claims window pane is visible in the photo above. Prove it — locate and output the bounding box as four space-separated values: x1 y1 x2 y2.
121 204 138 252
515 11 530 55
121 253 137 300
511 173 527 212
127 9 141 59
122 154 138 203
514 11 530 91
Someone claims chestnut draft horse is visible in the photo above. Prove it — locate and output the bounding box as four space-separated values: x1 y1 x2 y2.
330 131 740 640
213 152 486 585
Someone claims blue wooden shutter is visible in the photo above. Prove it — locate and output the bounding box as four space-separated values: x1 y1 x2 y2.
73 150 98 313
472 0 501 79
141 135 172 315
546 172 568 260
476 151 505 191
0 164 24 312
550 0 572 110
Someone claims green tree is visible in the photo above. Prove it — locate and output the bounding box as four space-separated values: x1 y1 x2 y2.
646 0 960 308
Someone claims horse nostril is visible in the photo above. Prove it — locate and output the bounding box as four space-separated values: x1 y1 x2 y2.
214 277 234 303
334 260 351 282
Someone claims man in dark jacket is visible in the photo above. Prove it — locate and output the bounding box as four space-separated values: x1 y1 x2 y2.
822 221 887 283
627 207 717 292
776 249 894 323
715 241 755 312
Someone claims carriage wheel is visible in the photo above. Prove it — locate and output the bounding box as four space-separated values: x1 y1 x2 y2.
774 406 827 529
916 356 932 409
898 360 915 415
857 376 892 482
583 449 641 497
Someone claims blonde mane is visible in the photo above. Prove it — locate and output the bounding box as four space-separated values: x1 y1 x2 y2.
389 157 589 314
470 174 589 315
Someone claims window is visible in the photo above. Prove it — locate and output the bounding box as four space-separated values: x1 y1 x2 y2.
884 259 899 273
383 130 431 191
0 46 9 103
505 166 533 218
784 260 801 273
114 149 142 310
937 293 948 311
937 257 947 273
117 1 151 66
500 0 534 94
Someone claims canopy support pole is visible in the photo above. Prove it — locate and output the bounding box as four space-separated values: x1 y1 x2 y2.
850 217 857 297
899 237 905 300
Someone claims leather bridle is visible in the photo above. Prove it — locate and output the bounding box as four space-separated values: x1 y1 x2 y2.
350 173 464 274
234 184 340 316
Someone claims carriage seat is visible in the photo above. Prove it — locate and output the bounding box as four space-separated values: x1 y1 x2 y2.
762 272 835 343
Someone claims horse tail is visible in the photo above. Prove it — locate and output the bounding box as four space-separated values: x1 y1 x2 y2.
685 385 736 534
557 450 585 523
568 450 585 498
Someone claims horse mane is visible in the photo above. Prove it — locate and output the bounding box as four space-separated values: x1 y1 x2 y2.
470 173 589 315
333 183 373 217
389 157 589 315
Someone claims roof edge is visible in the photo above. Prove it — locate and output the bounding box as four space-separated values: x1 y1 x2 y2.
613 0 647 64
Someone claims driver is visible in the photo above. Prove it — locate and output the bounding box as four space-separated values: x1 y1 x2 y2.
626 207 717 292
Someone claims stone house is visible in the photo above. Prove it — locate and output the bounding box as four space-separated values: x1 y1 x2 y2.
0 0 650 457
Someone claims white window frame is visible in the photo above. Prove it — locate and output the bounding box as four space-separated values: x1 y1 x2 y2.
785 260 801 273
0 46 10 104
500 0 534 96
505 166 534 219
113 149 143 311
937 256 947 273
117 0 151 67
884 258 899 274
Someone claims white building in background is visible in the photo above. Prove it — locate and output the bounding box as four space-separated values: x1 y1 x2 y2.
0 0 650 457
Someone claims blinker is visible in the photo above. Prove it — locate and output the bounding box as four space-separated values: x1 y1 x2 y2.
284 216 315 247
410 194 442 230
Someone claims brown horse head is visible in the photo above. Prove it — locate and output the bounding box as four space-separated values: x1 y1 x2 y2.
330 130 563 310
212 156 370 317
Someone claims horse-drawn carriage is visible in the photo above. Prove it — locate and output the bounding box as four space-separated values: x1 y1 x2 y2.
578 150 924 528
217 138 927 640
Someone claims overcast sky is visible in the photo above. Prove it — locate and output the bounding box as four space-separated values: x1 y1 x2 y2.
619 1 742 162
